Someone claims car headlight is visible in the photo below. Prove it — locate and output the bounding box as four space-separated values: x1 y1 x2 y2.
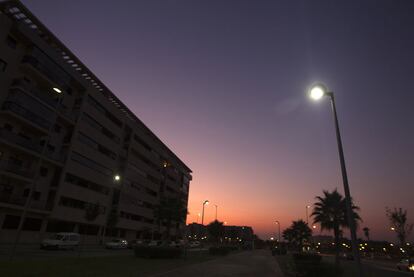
409 264 414 271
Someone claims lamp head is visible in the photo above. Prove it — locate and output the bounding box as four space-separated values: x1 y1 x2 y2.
114 174 121 182
53 87 62 94
204 200 209 205
309 83 328 100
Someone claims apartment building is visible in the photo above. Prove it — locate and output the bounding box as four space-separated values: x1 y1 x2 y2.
0 0 192 243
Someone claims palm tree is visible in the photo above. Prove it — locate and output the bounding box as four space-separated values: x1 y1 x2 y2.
362 227 370 242
282 219 312 251
312 189 361 267
386 207 413 246
154 197 187 242
207 220 225 245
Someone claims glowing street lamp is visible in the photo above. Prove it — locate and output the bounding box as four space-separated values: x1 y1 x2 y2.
390 226 396 231
308 82 362 276
52 87 62 93
201 200 209 225
114 174 121 182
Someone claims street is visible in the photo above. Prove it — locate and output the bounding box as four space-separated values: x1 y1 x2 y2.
150 249 283 277
0 244 132 260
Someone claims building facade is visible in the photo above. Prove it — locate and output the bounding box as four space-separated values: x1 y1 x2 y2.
0 0 192 243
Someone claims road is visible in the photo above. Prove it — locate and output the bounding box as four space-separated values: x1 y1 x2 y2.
322 255 414 277
0 244 132 260
150 249 283 277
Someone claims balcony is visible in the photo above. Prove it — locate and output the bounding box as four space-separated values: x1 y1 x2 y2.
0 193 49 211
45 149 66 164
0 128 43 154
22 54 71 92
11 79 59 108
0 161 34 179
2 101 52 130
10 80 78 122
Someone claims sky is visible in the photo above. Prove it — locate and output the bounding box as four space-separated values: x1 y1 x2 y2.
22 0 414 241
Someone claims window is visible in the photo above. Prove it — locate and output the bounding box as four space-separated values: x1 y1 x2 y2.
6 35 17 49
65 172 109 195
0 58 7 72
87 96 122 127
78 132 116 160
82 113 120 144
23 218 42 231
40 167 48 177
2 215 20 229
71 152 113 176
59 196 105 213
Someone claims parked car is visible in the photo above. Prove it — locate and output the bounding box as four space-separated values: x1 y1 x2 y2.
397 258 414 272
147 240 162 247
41 232 80 250
128 239 144 249
189 241 201 248
105 239 128 249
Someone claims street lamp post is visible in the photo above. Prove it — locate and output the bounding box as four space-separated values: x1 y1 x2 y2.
309 83 362 276
214 204 218 221
275 221 281 254
306 205 311 225
201 200 209 225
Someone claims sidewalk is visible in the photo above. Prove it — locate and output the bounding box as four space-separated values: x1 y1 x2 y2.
150 249 284 277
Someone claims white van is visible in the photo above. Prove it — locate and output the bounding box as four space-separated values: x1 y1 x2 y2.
41 232 80 250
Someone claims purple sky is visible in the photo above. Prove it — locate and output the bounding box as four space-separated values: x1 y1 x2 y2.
22 0 414 241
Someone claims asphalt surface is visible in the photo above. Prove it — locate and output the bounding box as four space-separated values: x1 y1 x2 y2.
0 244 132 260
149 249 283 277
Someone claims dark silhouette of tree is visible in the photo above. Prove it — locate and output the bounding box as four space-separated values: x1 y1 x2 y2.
386 207 413 246
282 220 311 251
207 220 225 244
154 197 187 241
312 189 361 267
363 227 370 242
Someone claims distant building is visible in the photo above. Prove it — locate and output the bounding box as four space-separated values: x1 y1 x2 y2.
186 223 254 243
311 235 334 244
0 0 192 243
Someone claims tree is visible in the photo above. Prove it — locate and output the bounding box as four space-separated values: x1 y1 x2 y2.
207 220 225 244
386 207 413 246
363 227 370 242
153 197 187 241
312 189 361 267
282 220 311 251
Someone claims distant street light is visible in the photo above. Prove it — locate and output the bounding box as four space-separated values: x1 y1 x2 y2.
214 204 218 221
201 200 209 225
114 174 121 182
308 82 362 277
390 227 396 231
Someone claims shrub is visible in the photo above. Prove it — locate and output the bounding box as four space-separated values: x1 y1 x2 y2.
271 247 287 256
134 246 183 259
209 246 232 255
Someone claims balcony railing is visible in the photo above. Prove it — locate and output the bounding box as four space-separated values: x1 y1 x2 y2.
0 161 34 179
11 79 59 108
2 101 52 130
0 193 49 210
22 55 70 92
0 128 43 153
